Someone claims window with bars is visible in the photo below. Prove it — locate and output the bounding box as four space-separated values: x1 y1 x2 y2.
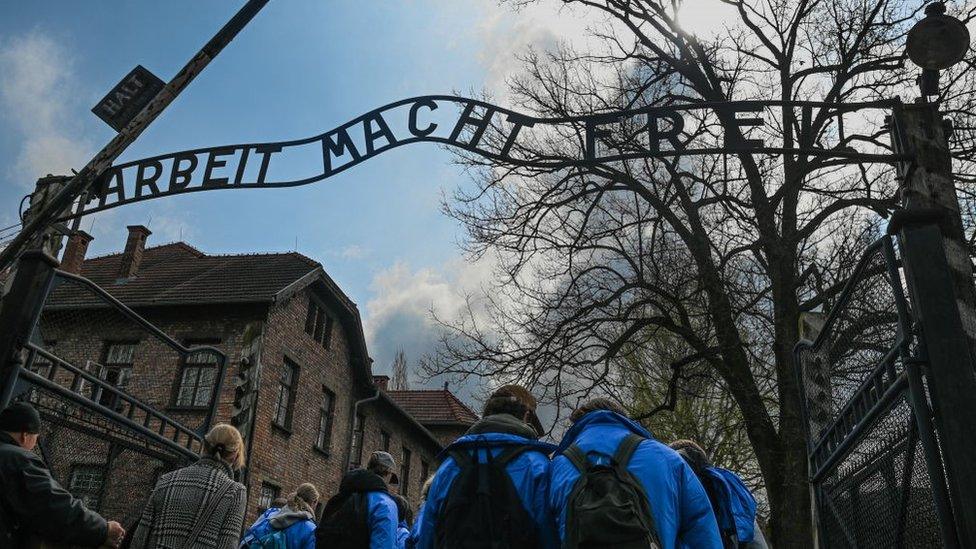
273 358 299 429
315 387 336 453
258 482 280 511
99 342 136 407
175 342 220 408
350 413 366 467
69 464 105 510
304 299 335 349
400 447 412 496
381 430 391 452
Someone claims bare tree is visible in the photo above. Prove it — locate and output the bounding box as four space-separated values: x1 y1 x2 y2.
424 1 976 546
391 348 411 391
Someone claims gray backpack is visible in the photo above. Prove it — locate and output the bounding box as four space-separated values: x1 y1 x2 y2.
563 434 662 549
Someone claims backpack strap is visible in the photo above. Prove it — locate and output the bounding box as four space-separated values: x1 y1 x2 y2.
494 445 530 467
612 433 644 469
562 444 588 473
448 448 475 469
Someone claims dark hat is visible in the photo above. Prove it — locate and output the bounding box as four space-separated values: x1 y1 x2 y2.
488 385 544 436
0 402 41 434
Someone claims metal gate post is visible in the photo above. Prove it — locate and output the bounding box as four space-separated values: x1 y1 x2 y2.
890 101 976 546
0 251 58 408
895 218 976 547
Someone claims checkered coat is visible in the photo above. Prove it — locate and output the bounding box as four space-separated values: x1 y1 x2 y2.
130 457 246 549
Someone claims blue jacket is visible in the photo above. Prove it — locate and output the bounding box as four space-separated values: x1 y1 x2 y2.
704 467 757 544
367 491 399 549
408 501 425 547
412 418 559 549
240 505 316 549
396 520 410 549
549 411 722 549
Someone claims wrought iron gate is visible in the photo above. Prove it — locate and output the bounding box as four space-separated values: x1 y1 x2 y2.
796 234 957 548
2 253 227 530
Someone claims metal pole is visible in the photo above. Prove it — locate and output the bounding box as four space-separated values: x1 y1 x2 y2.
0 251 58 408
0 0 271 271
893 218 976 547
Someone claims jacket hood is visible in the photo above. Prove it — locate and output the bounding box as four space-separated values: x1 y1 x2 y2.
269 506 314 530
705 466 757 542
439 430 556 460
555 410 654 454
339 468 389 494
466 413 539 439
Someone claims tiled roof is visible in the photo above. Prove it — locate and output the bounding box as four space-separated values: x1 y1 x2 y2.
387 389 480 426
49 242 320 308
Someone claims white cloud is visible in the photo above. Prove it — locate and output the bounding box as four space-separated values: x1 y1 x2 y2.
0 31 92 188
471 0 591 100
363 253 497 397
340 244 368 260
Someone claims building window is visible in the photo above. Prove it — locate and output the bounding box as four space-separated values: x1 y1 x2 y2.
315 388 336 453
69 464 105 510
421 460 430 486
175 343 220 408
258 482 280 511
400 447 412 496
99 342 136 407
381 430 391 452
26 342 55 402
350 413 366 467
273 358 299 429
304 299 334 349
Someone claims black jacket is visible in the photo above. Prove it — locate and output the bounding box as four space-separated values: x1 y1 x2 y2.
0 431 107 547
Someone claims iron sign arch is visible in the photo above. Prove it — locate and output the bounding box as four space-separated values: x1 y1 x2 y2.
59 95 906 221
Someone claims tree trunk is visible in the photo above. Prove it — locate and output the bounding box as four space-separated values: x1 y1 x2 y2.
767 428 814 548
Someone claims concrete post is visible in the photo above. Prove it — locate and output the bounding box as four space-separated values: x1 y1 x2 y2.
890 102 976 547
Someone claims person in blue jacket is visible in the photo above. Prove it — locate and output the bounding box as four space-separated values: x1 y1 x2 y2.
670 440 769 549
241 483 319 549
549 398 722 549
316 451 399 549
391 494 413 549
412 385 558 549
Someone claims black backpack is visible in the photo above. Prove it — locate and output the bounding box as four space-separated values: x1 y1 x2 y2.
317 468 389 549
316 491 371 549
563 434 662 549
434 445 538 549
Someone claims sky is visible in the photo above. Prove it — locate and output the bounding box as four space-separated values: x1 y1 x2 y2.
0 1 731 407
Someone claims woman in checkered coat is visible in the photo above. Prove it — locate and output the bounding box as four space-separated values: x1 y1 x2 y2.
130 424 247 549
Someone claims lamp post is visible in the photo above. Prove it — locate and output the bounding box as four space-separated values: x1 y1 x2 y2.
890 2 976 546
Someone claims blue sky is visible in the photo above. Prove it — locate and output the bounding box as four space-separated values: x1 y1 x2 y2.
0 1 732 407
0 1 590 395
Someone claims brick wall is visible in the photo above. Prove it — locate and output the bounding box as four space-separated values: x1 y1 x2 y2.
246 286 443 519
31 283 448 528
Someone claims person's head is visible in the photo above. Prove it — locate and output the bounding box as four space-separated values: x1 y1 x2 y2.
367 451 399 484
569 397 628 423
0 402 41 451
202 424 245 470
271 497 288 509
420 474 436 502
392 493 413 526
670 439 712 474
285 482 320 515
483 385 544 435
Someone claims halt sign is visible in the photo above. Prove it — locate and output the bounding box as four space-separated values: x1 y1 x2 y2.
91 65 165 132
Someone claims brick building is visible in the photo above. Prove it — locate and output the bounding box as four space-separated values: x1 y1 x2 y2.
33 225 477 526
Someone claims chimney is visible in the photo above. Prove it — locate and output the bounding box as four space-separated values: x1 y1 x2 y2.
61 231 94 274
118 225 151 279
373 375 390 391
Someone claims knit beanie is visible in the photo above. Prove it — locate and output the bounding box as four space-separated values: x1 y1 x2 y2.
0 402 41 433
